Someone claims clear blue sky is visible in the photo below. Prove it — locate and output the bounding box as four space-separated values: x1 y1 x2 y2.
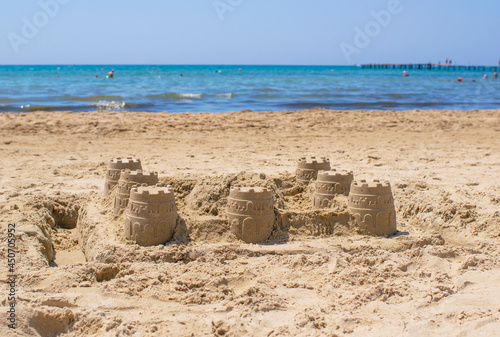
1 0 499 65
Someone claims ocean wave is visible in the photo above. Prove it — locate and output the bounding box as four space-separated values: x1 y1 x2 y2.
67 95 125 102
147 93 205 99
94 101 126 112
257 88 279 92
0 101 157 113
281 101 449 109
253 94 281 99
297 93 346 98
177 93 204 98
215 93 234 98
386 93 420 98
4 104 86 112
123 102 155 109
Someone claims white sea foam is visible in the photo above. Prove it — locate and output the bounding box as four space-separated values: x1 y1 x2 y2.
95 101 126 112
178 93 203 98
216 93 234 98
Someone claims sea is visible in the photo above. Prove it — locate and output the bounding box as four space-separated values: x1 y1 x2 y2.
0 65 499 113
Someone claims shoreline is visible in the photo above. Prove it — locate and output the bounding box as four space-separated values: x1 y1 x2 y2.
2 104 499 114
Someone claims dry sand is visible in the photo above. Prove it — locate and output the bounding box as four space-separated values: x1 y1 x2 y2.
0 108 499 336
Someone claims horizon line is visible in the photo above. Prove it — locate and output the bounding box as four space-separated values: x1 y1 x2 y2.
0 63 353 67
1 63 498 67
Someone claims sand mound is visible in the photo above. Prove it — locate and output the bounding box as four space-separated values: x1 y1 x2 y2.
183 172 287 216
26 306 75 337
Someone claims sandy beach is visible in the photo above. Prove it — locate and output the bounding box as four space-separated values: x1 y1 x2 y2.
0 108 499 336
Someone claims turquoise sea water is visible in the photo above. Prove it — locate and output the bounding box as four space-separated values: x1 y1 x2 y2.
0 65 499 112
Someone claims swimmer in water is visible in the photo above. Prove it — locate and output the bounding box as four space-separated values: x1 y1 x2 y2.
107 69 114 78
180 74 183 77
483 74 488 79
403 71 408 77
494 69 498 79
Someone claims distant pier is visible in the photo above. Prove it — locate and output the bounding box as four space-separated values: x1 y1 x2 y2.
361 63 498 71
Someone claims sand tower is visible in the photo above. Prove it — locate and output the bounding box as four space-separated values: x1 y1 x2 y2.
227 187 275 243
113 170 159 214
296 157 330 185
313 169 354 208
104 157 142 194
348 180 397 236
124 185 178 246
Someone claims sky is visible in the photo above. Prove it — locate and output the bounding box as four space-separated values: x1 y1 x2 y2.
1 0 499 65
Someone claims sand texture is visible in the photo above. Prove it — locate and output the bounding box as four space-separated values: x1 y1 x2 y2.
0 108 499 336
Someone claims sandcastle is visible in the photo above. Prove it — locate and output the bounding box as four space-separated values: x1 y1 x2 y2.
313 169 354 208
101 156 397 242
104 157 142 194
113 170 159 214
296 157 331 185
348 180 397 236
124 185 178 246
227 187 275 243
